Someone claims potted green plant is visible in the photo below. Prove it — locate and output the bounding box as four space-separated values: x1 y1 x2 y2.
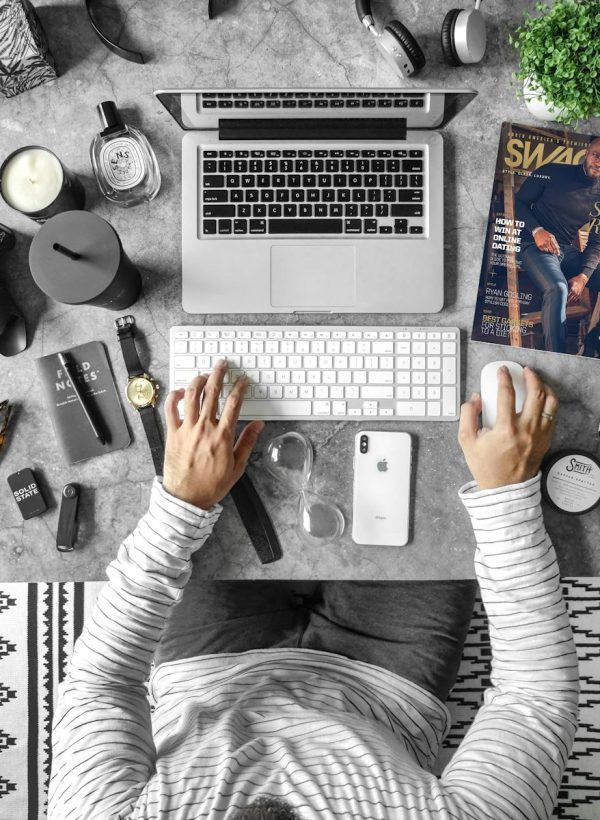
511 0 600 124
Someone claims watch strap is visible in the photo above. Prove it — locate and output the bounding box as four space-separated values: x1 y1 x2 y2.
139 405 164 475
229 473 283 564
116 324 144 378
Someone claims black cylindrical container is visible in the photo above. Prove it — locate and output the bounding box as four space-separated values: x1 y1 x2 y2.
0 146 85 223
28 211 141 310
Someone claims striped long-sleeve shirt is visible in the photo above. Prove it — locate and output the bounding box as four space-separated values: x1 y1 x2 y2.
48 474 579 820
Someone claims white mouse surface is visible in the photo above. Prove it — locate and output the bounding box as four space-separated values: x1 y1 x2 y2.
481 361 526 428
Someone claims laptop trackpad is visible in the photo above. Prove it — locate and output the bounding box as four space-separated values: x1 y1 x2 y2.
270 245 356 307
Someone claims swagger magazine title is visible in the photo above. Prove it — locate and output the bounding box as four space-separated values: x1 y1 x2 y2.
471 122 600 357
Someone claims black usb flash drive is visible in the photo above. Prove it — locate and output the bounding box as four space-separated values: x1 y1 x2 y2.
56 483 80 552
7 468 47 519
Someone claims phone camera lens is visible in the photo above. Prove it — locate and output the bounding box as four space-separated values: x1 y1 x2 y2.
360 435 368 453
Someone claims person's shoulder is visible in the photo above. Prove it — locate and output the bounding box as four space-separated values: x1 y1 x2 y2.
540 161 580 178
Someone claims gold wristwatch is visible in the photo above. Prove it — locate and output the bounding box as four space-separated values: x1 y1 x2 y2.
115 315 164 474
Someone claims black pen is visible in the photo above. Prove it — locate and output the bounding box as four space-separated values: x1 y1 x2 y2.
58 351 106 445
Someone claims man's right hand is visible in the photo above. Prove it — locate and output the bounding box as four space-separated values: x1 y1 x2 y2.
458 367 557 490
533 228 561 255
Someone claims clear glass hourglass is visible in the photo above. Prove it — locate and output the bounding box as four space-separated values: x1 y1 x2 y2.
264 432 345 546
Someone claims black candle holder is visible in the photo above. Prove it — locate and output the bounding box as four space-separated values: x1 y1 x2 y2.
29 211 141 310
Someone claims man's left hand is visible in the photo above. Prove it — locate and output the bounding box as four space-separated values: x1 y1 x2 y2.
163 362 265 510
567 272 588 304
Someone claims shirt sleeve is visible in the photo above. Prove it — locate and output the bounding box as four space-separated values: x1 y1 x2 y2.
48 479 222 820
581 230 600 278
438 474 579 820
514 173 547 237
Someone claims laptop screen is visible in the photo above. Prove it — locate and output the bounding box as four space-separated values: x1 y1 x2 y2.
155 88 476 131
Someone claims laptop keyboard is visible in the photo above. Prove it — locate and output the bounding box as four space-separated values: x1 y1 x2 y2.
170 325 459 421
200 145 427 238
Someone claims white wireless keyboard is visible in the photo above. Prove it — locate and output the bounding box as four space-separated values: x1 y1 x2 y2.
170 326 460 421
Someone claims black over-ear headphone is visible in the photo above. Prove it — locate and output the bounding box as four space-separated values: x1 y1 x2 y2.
355 0 487 78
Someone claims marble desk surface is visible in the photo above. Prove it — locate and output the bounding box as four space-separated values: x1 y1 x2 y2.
0 0 598 581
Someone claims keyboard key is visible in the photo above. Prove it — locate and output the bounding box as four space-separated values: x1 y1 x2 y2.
247 400 312 417
204 190 228 202
269 219 343 234
442 358 457 384
204 205 235 218
396 401 426 416
203 175 225 188
362 386 394 399
391 204 423 217
397 190 423 202
443 387 457 416
174 370 198 386
314 401 331 415
174 355 195 368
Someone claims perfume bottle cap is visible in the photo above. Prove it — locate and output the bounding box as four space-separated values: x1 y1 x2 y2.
97 101 123 132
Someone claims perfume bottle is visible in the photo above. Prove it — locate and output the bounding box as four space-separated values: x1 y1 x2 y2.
90 101 161 207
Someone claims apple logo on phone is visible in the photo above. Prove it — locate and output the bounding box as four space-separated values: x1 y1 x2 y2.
377 458 388 473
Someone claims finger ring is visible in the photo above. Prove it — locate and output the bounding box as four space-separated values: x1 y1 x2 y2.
541 411 554 421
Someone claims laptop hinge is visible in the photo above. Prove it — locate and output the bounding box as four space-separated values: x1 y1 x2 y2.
219 118 407 141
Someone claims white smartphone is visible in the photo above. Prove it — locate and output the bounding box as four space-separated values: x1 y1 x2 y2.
352 430 412 547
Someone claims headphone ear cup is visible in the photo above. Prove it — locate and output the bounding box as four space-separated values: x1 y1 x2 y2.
384 20 426 73
441 8 462 66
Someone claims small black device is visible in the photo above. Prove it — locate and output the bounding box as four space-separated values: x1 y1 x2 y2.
7 468 47 519
56 483 80 551
355 0 487 77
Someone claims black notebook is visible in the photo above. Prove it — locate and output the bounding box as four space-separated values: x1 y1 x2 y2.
36 341 130 464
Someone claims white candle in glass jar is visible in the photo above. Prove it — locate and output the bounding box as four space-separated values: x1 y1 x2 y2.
0 147 64 213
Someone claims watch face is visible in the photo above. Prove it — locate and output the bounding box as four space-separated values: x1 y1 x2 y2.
126 376 156 408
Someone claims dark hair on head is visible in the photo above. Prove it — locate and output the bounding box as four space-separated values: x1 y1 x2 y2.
228 795 305 820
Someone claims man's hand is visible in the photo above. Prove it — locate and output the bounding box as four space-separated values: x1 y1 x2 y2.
163 361 265 509
533 228 561 255
567 272 589 305
458 367 557 490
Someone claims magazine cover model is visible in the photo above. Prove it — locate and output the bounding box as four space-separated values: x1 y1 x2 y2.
471 122 600 358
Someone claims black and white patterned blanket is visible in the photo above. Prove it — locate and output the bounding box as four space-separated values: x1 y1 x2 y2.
0 580 598 819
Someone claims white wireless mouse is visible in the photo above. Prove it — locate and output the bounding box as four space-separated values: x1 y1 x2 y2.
480 361 526 429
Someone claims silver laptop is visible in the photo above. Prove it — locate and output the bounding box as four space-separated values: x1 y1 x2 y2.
155 88 476 314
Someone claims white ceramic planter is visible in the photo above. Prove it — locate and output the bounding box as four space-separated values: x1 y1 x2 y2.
523 75 567 121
